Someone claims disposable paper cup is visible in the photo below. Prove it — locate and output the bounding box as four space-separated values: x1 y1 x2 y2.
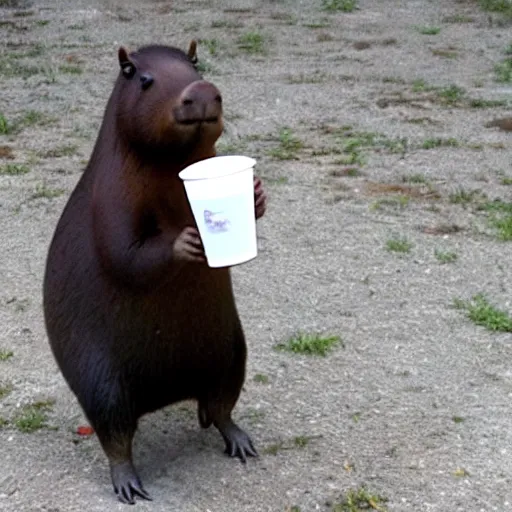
179 155 257 268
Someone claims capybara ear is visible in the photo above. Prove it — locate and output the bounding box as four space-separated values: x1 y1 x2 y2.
187 40 198 65
118 47 136 79
118 46 130 66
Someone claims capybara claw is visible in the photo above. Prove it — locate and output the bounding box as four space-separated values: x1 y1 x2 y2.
220 422 258 463
111 462 152 505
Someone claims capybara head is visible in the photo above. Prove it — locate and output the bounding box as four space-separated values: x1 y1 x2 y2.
113 41 223 161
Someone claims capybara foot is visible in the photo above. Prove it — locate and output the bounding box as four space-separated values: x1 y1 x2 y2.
173 227 206 263
111 461 152 505
217 421 258 463
254 176 266 220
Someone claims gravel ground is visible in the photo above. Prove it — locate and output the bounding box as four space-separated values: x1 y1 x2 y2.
1 1 512 511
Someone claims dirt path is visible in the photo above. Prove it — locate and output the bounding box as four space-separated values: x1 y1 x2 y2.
1 1 512 510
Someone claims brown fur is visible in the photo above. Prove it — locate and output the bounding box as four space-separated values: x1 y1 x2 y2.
43 41 266 505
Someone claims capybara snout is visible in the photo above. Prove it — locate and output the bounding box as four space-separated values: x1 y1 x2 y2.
175 80 222 124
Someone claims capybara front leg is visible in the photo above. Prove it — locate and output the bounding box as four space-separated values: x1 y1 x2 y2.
254 176 267 220
173 226 206 263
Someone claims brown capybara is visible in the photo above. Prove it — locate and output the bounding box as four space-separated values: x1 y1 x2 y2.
43 40 267 505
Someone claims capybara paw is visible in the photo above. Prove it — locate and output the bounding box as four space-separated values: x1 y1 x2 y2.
111 462 152 505
254 176 266 220
173 227 206 263
219 422 258 463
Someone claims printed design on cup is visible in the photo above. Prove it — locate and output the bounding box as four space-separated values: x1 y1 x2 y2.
203 209 231 233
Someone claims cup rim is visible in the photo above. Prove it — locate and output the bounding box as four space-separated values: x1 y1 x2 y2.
179 155 256 181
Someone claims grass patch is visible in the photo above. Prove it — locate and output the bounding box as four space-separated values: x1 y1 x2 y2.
0 383 13 399
490 214 512 240
265 176 289 185
20 109 49 126
454 294 512 332
435 249 458 264
303 20 330 28
412 81 507 108
294 435 312 448
371 196 409 211
30 182 65 200
442 14 474 23
469 98 508 108
479 0 512 17
402 173 428 184
275 332 341 356
264 435 319 455
14 400 55 433
196 60 215 74
318 126 407 165
432 47 459 59
268 127 304 160
0 163 30 175
322 0 357 12
329 167 362 177
211 19 244 29
0 57 49 79
269 12 297 24
481 199 512 214
385 236 413 253
199 38 219 56
0 350 14 361
438 84 466 105
59 64 83 75
264 441 285 455
0 109 57 135
422 137 460 149
332 486 388 512
0 113 12 134
237 31 266 54
500 176 512 185
38 144 78 158
412 79 436 93
449 187 482 205
480 199 512 239
253 373 269 384
495 58 512 83
452 415 465 423
416 25 441 35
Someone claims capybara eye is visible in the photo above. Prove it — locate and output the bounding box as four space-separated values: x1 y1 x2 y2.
140 73 154 91
121 63 136 79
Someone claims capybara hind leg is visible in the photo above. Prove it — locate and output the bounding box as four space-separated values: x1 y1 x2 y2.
215 417 258 463
201 389 257 461
96 430 152 505
210 331 258 462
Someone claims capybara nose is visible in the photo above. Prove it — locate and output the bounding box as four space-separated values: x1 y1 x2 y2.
177 81 222 123
180 80 222 107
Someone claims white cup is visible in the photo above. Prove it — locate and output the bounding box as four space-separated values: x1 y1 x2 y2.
178 155 258 268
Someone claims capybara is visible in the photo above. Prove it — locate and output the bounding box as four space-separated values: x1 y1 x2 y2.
43 40 267 504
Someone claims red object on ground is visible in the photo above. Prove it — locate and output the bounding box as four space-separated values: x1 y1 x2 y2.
76 425 95 436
